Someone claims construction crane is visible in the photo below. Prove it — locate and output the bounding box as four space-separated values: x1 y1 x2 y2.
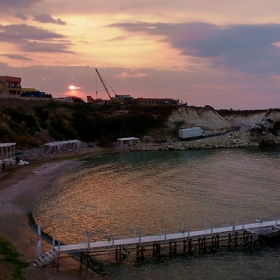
95 68 121 104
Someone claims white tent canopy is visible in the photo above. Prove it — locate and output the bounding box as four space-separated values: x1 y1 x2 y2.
43 140 81 154
117 137 140 146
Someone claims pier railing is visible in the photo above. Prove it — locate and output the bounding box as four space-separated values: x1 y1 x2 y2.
34 218 280 267
54 219 280 254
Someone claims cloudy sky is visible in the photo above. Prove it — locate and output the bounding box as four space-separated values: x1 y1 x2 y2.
1 0 280 109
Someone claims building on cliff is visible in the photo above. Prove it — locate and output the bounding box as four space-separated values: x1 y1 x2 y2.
0 76 22 95
21 88 47 97
135 98 179 105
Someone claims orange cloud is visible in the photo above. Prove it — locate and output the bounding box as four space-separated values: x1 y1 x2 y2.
117 71 147 78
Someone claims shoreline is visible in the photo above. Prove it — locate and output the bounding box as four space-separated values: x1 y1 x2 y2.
0 141 271 279
0 146 124 280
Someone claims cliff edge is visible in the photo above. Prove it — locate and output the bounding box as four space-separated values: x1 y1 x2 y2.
135 107 280 151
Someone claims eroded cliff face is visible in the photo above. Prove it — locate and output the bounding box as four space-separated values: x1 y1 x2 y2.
221 109 280 145
136 107 280 151
221 110 280 130
167 106 232 135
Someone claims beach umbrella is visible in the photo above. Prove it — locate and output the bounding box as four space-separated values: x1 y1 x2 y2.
36 222 42 258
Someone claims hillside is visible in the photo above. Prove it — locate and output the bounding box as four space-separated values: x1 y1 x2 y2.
167 106 232 134
0 98 175 149
0 97 280 151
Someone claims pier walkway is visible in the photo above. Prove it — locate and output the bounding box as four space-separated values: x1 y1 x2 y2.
54 219 280 254
34 219 280 267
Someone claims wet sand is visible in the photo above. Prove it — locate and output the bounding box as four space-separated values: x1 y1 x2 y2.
0 147 121 280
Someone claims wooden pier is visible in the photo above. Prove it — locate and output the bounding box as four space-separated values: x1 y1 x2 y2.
34 219 280 268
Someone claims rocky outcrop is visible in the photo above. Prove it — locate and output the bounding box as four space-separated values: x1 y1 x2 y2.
221 109 280 146
132 130 258 151
222 110 280 131
132 108 280 151
167 106 232 135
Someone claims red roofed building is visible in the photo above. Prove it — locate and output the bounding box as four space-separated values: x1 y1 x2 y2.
0 76 22 95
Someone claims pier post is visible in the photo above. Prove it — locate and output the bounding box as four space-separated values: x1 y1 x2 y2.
211 235 219 252
79 252 85 271
198 237 201 253
198 237 206 253
55 253 59 268
183 239 187 254
86 252 89 269
136 244 144 259
153 243 156 256
188 239 192 256
168 241 177 256
228 233 232 250
234 232 238 249
156 243 161 258
203 237 206 252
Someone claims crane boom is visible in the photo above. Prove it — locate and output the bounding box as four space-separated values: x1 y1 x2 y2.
95 68 112 100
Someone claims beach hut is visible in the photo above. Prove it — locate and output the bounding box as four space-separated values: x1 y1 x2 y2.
43 140 81 154
117 137 140 146
0 142 16 167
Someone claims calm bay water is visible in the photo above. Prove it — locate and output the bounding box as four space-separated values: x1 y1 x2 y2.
33 147 280 279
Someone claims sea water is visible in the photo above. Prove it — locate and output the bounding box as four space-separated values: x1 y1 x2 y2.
33 147 280 279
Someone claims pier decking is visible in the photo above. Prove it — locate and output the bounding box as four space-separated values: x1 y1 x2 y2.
53 219 280 254
34 219 280 267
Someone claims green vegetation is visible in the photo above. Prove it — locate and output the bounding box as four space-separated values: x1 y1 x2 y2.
0 98 177 148
0 236 28 280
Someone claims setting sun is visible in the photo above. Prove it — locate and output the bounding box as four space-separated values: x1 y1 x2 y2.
69 85 76 90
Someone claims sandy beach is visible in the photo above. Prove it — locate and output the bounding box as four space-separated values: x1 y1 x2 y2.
0 147 119 280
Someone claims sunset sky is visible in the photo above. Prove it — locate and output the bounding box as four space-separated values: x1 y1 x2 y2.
1 0 280 109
